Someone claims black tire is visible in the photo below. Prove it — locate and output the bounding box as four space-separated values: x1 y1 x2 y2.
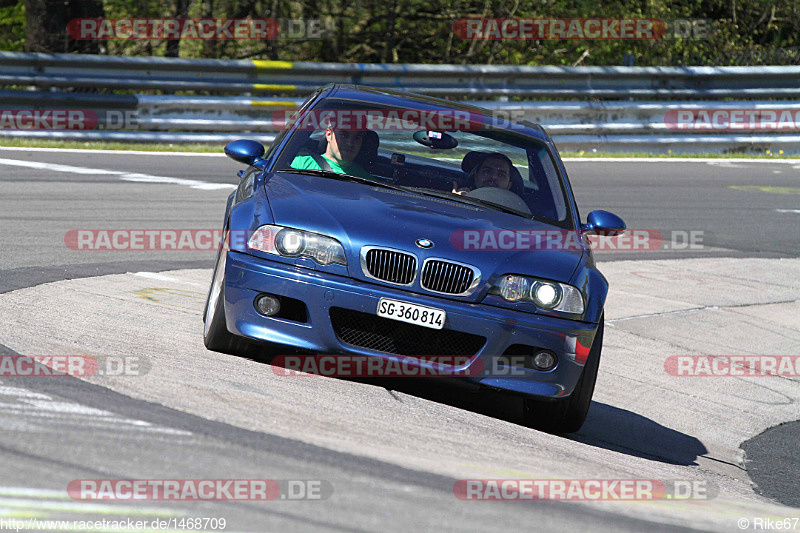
522 318 604 434
203 244 244 354
202 237 284 360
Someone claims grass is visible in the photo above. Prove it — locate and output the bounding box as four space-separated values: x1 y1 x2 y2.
1 139 799 159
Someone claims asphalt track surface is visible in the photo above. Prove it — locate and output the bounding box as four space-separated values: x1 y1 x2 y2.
0 147 798 531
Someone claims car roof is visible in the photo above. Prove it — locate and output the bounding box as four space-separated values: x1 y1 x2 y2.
314 84 551 143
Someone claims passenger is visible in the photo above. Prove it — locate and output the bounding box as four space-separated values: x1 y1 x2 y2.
291 127 372 180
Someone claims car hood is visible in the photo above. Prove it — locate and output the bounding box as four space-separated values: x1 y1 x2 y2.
264 172 585 300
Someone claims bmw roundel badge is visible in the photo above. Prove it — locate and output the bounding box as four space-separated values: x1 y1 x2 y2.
415 238 434 249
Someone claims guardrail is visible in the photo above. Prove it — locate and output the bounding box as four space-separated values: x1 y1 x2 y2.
5 51 800 98
2 52 800 152
118 97 800 137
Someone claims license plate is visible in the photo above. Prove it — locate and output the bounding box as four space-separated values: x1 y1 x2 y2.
377 298 446 330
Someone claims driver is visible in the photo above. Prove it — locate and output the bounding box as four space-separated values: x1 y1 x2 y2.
451 152 515 195
291 127 372 180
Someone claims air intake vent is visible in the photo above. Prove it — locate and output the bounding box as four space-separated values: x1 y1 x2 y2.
421 260 478 295
330 308 486 356
362 247 417 285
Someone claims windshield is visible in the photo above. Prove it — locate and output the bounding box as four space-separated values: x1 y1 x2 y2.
273 98 572 226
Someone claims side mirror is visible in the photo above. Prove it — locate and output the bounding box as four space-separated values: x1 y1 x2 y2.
582 210 626 237
224 140 265 166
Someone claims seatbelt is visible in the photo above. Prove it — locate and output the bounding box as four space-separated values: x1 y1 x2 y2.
310 153 333 172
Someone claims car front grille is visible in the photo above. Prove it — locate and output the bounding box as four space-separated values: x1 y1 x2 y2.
421 260 476 295
329 307 485 356
362 248 417 285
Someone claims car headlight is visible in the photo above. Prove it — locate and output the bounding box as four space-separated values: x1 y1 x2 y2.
491 275 584 314
248 225 347 266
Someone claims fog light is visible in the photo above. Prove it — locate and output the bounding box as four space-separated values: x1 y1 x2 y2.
255 294 281 316
532 350 557 371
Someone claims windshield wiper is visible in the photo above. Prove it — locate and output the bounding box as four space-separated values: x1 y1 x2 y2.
278 168 410 193
405 187 535 218
279 169 534 218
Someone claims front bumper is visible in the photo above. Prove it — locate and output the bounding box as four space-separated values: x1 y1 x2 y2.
223 251 601 399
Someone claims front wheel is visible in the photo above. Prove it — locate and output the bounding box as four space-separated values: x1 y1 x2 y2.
202 242 286 361
203 245 242 353
522 318 604 434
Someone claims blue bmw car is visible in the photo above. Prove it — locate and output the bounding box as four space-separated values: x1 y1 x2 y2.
203 84 625 433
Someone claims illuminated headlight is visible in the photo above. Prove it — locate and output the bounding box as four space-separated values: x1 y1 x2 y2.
276 229 306 256
531 282 560 307
491 275 584 314
248 225 347 266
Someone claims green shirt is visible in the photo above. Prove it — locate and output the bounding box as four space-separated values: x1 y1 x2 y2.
290 155 373 180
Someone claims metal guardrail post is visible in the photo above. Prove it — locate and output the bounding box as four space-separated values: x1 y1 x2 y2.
2 53 800 152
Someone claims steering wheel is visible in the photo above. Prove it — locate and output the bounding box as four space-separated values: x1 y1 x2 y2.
466 187 532 215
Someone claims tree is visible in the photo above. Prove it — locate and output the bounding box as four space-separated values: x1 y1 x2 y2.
0 0 25 51
25 0 104 53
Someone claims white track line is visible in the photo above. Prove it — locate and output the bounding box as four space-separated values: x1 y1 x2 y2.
133 272 204 286
0 158 235 190
0 146 225 156
0 380 192 436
